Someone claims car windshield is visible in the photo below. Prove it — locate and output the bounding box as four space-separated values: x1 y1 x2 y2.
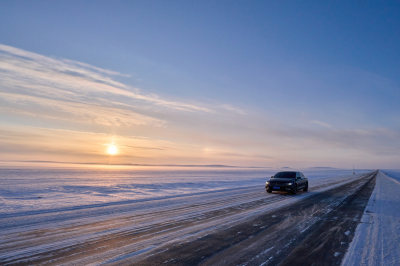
273 172 296 179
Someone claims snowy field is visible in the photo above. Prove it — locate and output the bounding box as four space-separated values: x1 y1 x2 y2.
0 167 366 215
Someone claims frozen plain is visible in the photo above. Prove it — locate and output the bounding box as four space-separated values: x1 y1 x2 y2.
0 168 398 265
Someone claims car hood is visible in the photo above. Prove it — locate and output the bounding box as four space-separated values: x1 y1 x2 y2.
268 178 295 182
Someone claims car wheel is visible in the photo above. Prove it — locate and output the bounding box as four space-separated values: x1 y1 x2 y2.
292 185 298 194
267 189 272 193
303 183 308 192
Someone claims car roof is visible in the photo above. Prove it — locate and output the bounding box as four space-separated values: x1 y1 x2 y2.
276 171 300 174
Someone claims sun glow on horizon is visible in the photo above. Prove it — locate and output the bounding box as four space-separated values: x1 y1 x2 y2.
106 143 118 155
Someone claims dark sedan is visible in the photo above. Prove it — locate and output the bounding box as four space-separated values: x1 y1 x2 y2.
266 171 308 194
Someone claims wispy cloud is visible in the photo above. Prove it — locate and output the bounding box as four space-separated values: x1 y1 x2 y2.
220 104 246 115
0 91 164 127
0 44 212 118
310 120 332 128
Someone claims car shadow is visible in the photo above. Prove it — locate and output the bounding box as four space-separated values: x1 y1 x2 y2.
268 190 308 196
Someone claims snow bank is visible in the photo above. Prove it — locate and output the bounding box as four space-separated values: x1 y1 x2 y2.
342 170 400 266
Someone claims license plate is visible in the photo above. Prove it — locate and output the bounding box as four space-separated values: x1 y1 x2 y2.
273 186 280 189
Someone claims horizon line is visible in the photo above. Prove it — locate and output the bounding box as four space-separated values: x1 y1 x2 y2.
0 160 272 169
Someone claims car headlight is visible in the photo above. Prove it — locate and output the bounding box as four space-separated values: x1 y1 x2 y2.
288 182 293 185
266 181 269 185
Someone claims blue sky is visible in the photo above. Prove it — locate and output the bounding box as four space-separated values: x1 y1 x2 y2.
0 1 399 168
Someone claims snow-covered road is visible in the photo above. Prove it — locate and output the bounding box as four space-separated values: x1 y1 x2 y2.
0 171 377 265
342 171 400 266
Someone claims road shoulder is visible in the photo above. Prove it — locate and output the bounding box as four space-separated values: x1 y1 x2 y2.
342 171 400 266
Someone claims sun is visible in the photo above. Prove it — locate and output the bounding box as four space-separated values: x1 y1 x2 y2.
107 144 118 155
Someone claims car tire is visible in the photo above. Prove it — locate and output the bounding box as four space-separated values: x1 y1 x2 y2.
303 183 308 192
267 189 272 193
292 185 297 194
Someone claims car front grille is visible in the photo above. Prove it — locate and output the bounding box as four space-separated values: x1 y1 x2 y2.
270 181 289 186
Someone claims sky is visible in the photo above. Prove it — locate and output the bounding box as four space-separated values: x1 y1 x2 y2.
0 1 399 169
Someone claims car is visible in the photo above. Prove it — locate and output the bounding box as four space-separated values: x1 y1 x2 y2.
265 171 308 194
